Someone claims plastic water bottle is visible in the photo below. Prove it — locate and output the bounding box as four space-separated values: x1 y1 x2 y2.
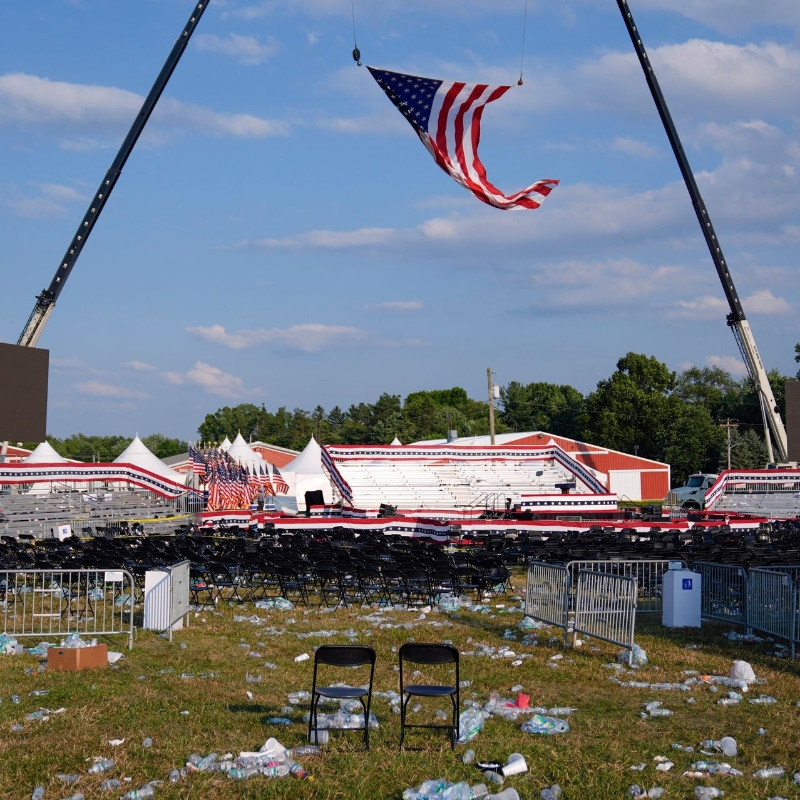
195 752 218 771
99 778 121 791
463 749 476 765
286 745 320 757
649 708 673 717
11 695 21 704
57 774 80 784
121 786 155 800
88 758 115 774
484 770 504 787
63 794 85 800
168 769 181 783
753 766 785 779
31 788 45 800
227 766 261 780
141 737 154 748
261 763 291 778
694 788 724 799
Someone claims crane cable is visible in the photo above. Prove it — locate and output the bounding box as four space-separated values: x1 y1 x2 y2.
351 0 362 65
518 0 529 85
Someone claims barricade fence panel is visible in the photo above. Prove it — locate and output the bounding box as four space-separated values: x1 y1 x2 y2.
525 562 570 640
693 562 748 629
565 559 684 613
573 571 637 663
1 568 134 649
748 568 797 658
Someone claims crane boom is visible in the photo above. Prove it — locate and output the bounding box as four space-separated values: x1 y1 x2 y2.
615 0 788 463
17 1 210 348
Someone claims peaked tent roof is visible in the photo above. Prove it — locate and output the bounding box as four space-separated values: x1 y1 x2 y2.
284 437 325 475
219 437 232 452
24 440 68 464
226 433 265 470
390 437 402 446
113 436 185 483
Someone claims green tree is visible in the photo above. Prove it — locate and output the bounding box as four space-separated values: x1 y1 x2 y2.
795 342 800 378
141 433 187 459
197 403 264 444
499 381 583 438
581 353 676 460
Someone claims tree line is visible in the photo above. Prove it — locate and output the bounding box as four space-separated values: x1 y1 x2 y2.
29 347 798 487
197 350 798 486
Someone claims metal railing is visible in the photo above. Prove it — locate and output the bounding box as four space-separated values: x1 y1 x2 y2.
524 563 570 640
694 562 748 629
748 568 798 658
573 570 637 664
564 559 684 613
1 568 135 649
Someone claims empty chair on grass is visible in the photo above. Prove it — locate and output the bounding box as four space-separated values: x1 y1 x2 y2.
308 645 377 750
398 642 460 750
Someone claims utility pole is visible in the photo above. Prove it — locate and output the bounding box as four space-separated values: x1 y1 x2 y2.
487 368 496 445
719 419 738 470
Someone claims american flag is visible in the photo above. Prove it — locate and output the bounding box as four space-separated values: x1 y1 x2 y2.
271 464 289 494
189 445 207 478
368 66 558 210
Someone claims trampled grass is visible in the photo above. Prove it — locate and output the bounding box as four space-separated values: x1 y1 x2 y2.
1 576 799 800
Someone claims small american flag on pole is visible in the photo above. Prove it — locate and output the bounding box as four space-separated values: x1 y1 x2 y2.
368 66 558 210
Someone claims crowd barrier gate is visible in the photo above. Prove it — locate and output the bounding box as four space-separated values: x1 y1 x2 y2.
693 562 749 629
573 570 638 664
747 568 798 658
524 563 570 642
564 559 684 613
1 568 135 649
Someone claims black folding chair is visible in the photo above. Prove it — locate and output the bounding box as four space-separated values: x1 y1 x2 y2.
399 642 459 749
308 645 377 749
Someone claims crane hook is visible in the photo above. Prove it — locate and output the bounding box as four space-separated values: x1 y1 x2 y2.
352 47 362 66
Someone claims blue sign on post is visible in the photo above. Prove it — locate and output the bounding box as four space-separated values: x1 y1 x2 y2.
682 578 693 590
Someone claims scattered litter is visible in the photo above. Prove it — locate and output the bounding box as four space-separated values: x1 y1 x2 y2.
521 714 569 735
108 739 125 746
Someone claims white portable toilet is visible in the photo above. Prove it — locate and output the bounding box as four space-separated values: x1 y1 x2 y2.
662 563 702 627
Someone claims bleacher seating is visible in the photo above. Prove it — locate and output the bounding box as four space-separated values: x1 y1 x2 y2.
336 458 579 513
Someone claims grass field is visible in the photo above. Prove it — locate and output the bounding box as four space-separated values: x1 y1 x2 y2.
1 573 799 800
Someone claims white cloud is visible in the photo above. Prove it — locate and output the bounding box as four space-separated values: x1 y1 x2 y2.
122 360 158 372
51 357 97 374
672 295 729 319
187 323 366 352
706 354 749 376
243 227 401 250
375 301 423 312
633 0 800 33
185 362 246 398
743 288 793 315
7 197 71 218
0 73 288 140
611 136 662 158
74 380 150 399
39 183 83 201
195 33 280 66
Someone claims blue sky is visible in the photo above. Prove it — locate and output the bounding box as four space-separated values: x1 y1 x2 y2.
1 0 798 441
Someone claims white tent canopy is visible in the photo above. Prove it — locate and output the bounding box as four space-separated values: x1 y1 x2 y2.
114 436 186 484
282 437 332 511
218 437 232 452
226 433 266 471
24 441 68 464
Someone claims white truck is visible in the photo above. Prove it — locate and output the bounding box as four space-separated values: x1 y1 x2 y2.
665 473 718 511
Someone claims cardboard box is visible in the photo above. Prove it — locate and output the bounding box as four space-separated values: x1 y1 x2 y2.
47 643 108 672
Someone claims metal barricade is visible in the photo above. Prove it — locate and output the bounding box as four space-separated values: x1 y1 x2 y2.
565 559 684 613
1 568 135 649
525 562 570 640
748 568 798 658
573 570 637 664
143 561 190 641
693 562 749 629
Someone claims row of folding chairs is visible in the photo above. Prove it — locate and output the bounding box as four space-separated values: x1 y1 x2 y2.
309 643 460 750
